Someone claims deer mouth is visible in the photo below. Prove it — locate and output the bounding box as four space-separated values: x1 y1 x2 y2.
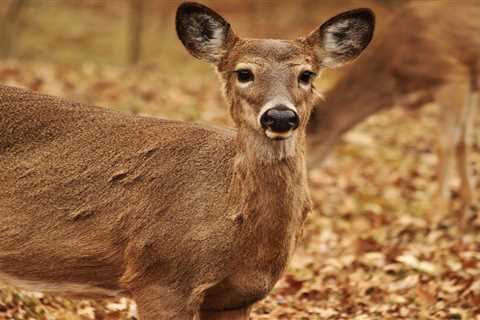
264 129 294 140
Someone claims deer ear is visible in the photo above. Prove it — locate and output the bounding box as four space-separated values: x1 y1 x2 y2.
176 2 236 64
306 8 375 68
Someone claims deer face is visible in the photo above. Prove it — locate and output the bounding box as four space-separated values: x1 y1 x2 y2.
176 2 374 141
218 39 317 140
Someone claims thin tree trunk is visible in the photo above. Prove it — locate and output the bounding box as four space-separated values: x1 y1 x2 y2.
128 0 145 65
0 0 29 58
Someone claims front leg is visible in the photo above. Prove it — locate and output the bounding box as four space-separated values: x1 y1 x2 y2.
132 284 200 320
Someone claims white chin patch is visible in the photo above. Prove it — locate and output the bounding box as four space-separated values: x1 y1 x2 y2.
265 129 293 140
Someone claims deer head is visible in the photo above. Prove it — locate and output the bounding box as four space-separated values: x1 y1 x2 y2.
176 2 374 161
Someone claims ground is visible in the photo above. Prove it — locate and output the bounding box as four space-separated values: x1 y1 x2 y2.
1 1 480 319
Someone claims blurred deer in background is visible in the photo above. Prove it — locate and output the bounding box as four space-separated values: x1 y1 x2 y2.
308 2 479 225
0 2 374 319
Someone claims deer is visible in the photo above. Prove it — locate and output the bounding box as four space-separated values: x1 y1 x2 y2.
0 2 374 319
307 2 479 226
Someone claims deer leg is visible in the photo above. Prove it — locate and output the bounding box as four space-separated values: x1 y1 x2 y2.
455 90 478 226
434 122 455 222
199 307 252 320
132 284 199 320
433 83 471 224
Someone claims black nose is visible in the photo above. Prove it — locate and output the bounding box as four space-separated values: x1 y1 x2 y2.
260 105 299 133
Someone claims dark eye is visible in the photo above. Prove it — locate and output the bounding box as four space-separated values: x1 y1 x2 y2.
298 71 315 85
236 69 254 83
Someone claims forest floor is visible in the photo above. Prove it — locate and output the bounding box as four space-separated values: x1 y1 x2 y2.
1 57 480 320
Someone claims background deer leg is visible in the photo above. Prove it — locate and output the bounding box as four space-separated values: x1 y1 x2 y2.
132 284 199 320
433 83 470 225
455 89 478 226
198 307 252 320
434 109 455 223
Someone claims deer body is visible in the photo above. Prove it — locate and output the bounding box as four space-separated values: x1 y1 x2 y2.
308 2 479 223
0 3 374 319
0 84 306 307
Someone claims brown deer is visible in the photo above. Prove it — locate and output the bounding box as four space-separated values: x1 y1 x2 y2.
0 2 374 319
308 2 479 225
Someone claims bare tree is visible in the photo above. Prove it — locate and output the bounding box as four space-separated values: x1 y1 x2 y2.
0 0 29 59
128 0 145 65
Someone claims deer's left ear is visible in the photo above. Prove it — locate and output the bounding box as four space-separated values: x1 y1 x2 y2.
305 8 375 68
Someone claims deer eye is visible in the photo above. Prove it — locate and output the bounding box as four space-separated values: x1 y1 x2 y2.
298 71 316 86
236 69 254 83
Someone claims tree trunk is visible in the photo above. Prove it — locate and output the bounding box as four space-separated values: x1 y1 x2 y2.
128 0 145 65
0 0 29 59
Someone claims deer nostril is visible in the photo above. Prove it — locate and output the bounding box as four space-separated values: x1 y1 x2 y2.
260 106 299 133
261 115 275 128
287 112 299 129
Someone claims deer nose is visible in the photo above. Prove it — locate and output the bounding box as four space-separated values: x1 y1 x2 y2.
260 105 299 133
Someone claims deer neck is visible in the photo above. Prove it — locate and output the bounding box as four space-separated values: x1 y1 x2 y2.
227 126 308 228
307 67 396 165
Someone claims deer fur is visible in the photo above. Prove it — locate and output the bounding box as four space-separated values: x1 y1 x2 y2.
0 2 374 319
308 2 480 224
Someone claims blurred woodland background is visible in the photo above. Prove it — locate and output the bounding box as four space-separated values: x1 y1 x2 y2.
1 1 480 319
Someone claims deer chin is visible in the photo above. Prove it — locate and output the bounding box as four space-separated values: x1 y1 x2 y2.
264 129 294 140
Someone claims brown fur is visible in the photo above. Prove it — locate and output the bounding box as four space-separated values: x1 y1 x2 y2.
0 83 305 319
0 2 374 319
308 2 480 223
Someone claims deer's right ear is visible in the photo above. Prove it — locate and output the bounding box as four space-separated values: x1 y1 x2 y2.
306 8 375 68
176 2 237 64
